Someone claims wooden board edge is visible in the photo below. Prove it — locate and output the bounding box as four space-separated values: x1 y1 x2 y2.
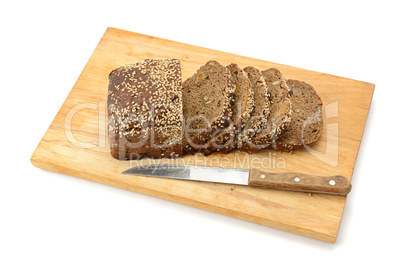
349 83 375 182
30 152 337 243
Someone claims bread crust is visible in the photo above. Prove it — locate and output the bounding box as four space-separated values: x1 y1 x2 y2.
108 59 183 160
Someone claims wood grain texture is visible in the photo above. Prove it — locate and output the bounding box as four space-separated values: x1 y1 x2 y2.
249 170 351 195
30 27 374 243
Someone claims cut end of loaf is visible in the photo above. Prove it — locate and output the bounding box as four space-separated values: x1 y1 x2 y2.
275 79 323 151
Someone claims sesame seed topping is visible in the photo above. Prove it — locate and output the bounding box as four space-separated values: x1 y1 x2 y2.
107 59 183 158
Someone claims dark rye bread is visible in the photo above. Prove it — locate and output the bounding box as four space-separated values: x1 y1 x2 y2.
108 59 183 160
227 63 255 145
275 79 323 151
238 66 271 153
182 60 236 155
253 68 292 147
203 63 255 154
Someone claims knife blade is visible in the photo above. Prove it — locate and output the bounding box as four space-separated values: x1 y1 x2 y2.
122 164 351 195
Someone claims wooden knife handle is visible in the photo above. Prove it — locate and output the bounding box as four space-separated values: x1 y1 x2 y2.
249 169 352 195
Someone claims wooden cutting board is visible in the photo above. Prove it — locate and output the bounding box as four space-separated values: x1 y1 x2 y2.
30 27 374 243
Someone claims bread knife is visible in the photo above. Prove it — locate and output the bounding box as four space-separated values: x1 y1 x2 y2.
122 164 351 195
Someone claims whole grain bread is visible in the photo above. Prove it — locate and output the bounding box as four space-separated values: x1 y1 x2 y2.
274 79 323 151
204 63 255 154
238 66 271 153
182 60 236 155
108 58 323 160
227 63 255 146
253 68 292 147
108 59 183 160
227 63 254 131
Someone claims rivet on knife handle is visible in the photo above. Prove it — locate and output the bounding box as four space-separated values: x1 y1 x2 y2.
248 169 352 195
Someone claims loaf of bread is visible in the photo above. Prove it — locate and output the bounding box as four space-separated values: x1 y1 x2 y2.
274 79 323 151
182 60 236 155
107 59 323 160
108 59 183 160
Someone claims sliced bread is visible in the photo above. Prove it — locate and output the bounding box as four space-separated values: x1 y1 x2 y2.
108 59 183 160
253 68 292 147
238 66 271 153
205 63 255 153
227 63 254 130
275 79 323 151
182 60 236 155
227 63 255 144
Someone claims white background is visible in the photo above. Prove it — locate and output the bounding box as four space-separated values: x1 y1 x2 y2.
1 0 401 267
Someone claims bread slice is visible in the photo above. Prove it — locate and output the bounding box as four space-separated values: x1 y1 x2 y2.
108 59 183 160
275 79 323 151
203 63 255 154
238 66 271 153
253 68 292 147
182 60 236 155
227 63 255 144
